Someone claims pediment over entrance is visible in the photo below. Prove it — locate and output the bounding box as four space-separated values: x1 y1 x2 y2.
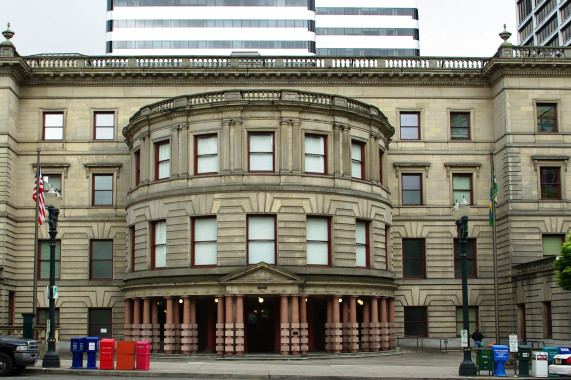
220 263 304 286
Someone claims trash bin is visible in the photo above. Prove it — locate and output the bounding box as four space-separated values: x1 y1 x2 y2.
116 341 136 370
542 346 560 377
99 338 115 370
476 348 494 375
517 345 531 377
491 344 509 377
70 337 86 369
85 336 100 370
531 351 548 377
136 341 151 371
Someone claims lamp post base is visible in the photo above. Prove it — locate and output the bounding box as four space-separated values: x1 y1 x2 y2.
458 349 477 376
42 349 60 368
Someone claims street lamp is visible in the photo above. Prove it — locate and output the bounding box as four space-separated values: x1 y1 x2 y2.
42 186 62 368
452 197 477 376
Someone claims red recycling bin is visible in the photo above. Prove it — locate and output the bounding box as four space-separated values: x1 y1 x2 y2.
99 338 115 370
116 341 136 370
136 341 150 371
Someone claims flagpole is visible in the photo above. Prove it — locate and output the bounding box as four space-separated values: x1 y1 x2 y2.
490 151 500 343
32 148 41 324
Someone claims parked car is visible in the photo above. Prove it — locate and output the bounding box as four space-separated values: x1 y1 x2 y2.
0 335 40 376
549 353 571 376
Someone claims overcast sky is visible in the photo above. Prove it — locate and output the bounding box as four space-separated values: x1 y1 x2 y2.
1 0 517 57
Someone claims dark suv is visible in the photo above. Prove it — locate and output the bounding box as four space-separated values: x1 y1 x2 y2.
0 335 40 376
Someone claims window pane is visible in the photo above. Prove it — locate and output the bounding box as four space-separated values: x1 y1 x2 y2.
158 162 170 178
403 191 421 205
356 245 367 267
543 235 563 256
351 143 362 161
249 216 274 239
351 162 362 178
197 155 218 173
94 175 113 190
307 241 328 265
158 142 170 160
197 135 217 155
94 191 112 205
44 114 63 127
250 153 273 171
195 218 217 241
248 241 275 264
404 307 426 337
402 175 421 189
537 104 557 132
44 128 63 140
92 261 113 279
95 113 114 126
356 221 366 244
96 127 114 140
305 135 324 155
155 222 166 244
307 218 328 241
400 113 419 127
305 155 325 173
195 242 217 265
92 241 112 259
250 134 273 152
155 245 166 267
450 113 468 127
43 174 62 193
401 127 419 140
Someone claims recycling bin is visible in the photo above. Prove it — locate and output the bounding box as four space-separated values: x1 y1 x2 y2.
85 336 100 369
542 346 560 377
491 344 509 377
517 345 531 377
476 348 494 375
99 338 115 370
70 337 86 369
531 351 548 377
116 341 136 370
136 341 151 370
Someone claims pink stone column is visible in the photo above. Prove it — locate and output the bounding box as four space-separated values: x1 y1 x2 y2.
235 295 244 356
280 295 290 355
342 297 349 352
216 296 225 356
349 296 359 353
174 299 181 352
325 298 332 352
290 296 300 355
164 297 176 354
380 297 389 351
388 298 396 350
370 297 380 352
123 298 132 341
189 298 197 354
133 298 142 341
181 296 191 354
225 295 234 356
361 300 371 352
300 295 308 355
331 296 342 354
141 298 152 343
151 301 160 352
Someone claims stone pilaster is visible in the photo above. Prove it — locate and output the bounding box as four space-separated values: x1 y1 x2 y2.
123 298 133 341
370 297 380 352
132 298 142 342
300 295 308 355
280 295 290 355
151 301 160 353
235 295 244 356
224 295 234 356
331 296 342 354
361 300 370 352
348 296 359 353
380 297 389 351
141 298 152 343
215 296 225 356
164 297 176 354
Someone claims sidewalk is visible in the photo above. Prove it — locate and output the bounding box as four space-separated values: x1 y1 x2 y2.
26 349 561 379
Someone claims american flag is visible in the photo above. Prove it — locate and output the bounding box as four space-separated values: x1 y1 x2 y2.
33 165 46 225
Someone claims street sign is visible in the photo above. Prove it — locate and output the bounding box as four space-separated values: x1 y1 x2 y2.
461 329 468 347
509 334 518 352
53 286 59 300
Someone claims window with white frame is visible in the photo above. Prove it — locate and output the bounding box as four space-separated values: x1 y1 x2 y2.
152 220 167 269
356 220 369 267
193 217 217 266
248 133 274 172
195 134 218 174
248 215 276 264
306 217 329 265
304 134 326 174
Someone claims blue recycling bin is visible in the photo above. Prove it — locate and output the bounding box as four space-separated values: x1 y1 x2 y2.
85 336 100 369
70 337 86 369
491 344 509 377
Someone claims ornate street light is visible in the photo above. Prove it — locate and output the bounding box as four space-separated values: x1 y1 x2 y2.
452 197 477 376
42 186 62 368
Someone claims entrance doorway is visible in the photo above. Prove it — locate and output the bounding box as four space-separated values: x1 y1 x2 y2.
245 296 275 352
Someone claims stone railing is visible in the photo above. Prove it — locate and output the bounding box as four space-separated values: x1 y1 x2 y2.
133 89 383 122
496 46 571 59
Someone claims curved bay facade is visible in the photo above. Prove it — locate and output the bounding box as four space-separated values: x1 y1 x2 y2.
123 90 396 353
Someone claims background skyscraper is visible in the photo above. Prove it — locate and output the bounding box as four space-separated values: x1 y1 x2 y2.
516 0 571 46
106 0 419 56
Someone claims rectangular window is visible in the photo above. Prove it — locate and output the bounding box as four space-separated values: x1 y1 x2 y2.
90 240 113 280
537 103 558 132
306 217 330 266
152 220 167 269
402 173 422 205
195 134 218 174
379 150 384 185
155 140 170 180
247 215 276 265
452 174 473 205
192 217 217 266
403 238 425 278
454 238 477 278
400 112 420 140
8 291 15 325
542 234 564 256
518 304 526 340
37 308 60 326
134 150 141 186
304 134 327 174
248 133 274 172
89 308 112 339
42 173 62 195
130 226 136 272
93 174 113 206
38 240 61 280
43 112 64 140
540 167 561 199
543 301 552 339
356 220 369 268
450 112 470 140
455 306 478 337
94 111 115 140
404 306 427 337
351 140 365 180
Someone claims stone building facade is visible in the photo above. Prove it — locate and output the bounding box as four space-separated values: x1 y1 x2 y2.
0 27 570 353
